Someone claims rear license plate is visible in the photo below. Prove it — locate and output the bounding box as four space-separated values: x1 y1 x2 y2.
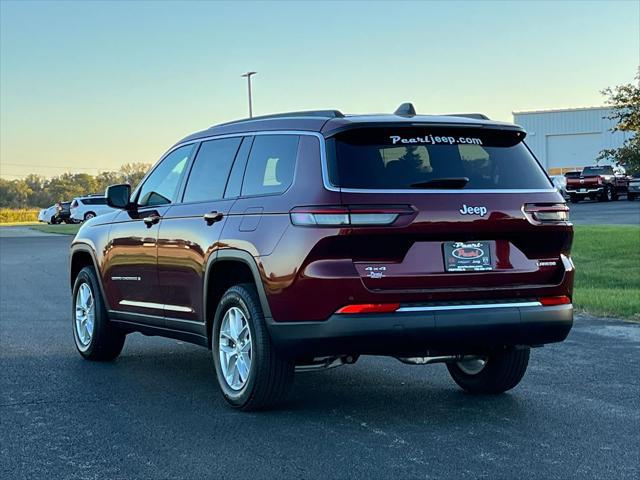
579 188 587 193
444 241 492 272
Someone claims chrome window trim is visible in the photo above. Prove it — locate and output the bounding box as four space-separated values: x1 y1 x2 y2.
396 301 542 313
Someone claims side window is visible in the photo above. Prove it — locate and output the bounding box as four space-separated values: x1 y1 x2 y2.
241 135 299 196
183 138 242 203
137 144 193 207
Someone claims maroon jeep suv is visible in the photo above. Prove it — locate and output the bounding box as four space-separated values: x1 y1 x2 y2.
70 104 574 410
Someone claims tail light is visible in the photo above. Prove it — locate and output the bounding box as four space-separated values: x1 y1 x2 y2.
523 203 569 223
540 295 571 306
336 303 400 314
290 205 414 227
597 177 603 185
71 200 78 208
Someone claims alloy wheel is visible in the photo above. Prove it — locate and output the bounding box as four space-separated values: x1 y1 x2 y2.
456 356 488 375
218 306 253 390
74 283 95 351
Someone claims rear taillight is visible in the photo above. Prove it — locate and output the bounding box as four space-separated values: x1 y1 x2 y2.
597 177 603 185
523 203 569 223
540 295 571 306
290 205 414 227
336 303 400 314
71 200 78 208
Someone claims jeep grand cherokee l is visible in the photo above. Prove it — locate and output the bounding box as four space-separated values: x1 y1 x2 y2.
69 104 574 410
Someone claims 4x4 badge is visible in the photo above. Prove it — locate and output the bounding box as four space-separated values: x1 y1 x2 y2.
459 204 488 217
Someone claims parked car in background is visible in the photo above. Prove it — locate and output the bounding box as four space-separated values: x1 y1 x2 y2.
55 201 74 224
70 105 573 410
70 195 118 222
550 175 568 198
565 165 629 203
628 173 640 201
38 204 58 224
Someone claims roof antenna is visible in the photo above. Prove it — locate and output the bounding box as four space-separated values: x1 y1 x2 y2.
394 102 416 116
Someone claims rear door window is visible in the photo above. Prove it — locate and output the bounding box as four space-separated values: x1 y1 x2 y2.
241 135 299 196
327 127 551 190
183 137 242 203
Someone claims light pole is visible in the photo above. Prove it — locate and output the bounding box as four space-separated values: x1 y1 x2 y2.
241 71 257 118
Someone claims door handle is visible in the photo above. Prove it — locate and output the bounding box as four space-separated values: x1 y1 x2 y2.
143 214 160 227
203 211 224 225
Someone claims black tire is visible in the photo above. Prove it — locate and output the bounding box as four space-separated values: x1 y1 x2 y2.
447 348 530 394
72 266 125 361
627 193 636 201
84 212 96 221
599 186 613 202
50 216 58 225
212 284 294 411
569 194 580 203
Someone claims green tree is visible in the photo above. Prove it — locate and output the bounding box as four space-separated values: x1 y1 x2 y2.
598 70 640 174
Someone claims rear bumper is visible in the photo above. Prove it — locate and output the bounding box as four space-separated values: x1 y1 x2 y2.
567 187 603 196
267 303 573 357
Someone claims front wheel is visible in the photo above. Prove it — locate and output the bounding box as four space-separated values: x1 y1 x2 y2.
72 266 125 361
212 284 294 410
447 348 530 394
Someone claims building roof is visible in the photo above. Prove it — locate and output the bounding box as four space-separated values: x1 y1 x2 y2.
513 106 610 115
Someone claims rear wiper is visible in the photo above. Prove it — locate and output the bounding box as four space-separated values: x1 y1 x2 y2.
409 177 469 189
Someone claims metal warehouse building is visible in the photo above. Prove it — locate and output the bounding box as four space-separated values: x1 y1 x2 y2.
513 107 631 174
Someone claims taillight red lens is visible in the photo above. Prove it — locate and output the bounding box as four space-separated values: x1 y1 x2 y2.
290 205 414 227
336 303 400 314
523 203 569 223
540 295 571 306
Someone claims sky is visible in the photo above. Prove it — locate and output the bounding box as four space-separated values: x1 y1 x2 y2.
1 0 639 179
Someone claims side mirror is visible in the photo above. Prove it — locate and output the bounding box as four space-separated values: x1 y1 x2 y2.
105 184 132 209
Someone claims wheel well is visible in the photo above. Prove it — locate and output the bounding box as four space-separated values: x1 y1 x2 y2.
70 251 95 288
205 260 255 346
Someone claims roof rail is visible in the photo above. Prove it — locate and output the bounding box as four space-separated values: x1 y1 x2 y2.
446 113 491 120
217 110 344 127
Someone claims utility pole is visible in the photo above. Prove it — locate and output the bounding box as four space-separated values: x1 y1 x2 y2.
241 71 257 118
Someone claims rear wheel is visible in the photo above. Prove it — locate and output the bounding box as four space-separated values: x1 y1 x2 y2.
447 348 530 394
599 186 613 202
72 266 125 361
212 284 294 410
84 212 96 221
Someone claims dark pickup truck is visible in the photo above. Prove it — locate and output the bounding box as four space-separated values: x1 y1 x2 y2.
566 165 629 203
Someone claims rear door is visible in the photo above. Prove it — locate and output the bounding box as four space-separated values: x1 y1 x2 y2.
326 126 570 295
156 136 249 323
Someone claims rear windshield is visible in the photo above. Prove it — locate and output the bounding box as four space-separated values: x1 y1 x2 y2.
582 166 613 176
326 127 551 190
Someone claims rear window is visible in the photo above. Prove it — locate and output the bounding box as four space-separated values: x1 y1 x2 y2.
326 127 551 190
582 166 613 176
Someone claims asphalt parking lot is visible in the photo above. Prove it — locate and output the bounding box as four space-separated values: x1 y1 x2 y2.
568 198 640 225
1 232 639 479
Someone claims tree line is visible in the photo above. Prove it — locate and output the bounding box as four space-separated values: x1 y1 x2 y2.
0 163 151 208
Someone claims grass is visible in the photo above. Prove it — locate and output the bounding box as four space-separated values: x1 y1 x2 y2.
0 208 39 223
28 223 81 235
572 225 640 321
